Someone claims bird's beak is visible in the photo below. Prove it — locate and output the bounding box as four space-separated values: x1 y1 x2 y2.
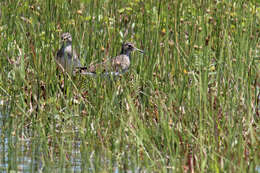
135 47 144 54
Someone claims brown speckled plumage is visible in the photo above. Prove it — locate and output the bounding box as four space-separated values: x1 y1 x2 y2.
56 33 81 71
80 42 143 76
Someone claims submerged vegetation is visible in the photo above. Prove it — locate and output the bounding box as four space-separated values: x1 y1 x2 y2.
0 0 259 172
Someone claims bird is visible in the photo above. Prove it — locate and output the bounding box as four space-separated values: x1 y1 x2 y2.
56 32 82 72
78 42 144 76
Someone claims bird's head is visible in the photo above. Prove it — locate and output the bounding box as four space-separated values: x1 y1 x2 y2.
61 32 72 43
121 42 144 55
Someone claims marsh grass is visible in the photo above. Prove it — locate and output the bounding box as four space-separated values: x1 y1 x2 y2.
0 0 259 172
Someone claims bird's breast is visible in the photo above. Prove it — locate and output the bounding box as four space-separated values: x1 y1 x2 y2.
118 55 130 70
64 45 72 57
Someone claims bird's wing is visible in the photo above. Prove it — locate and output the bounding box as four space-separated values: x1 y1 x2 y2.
56 48 63 58
111 56 124 72
87 55 128 73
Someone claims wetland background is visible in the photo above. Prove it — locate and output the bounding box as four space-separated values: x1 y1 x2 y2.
0 0 259 172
